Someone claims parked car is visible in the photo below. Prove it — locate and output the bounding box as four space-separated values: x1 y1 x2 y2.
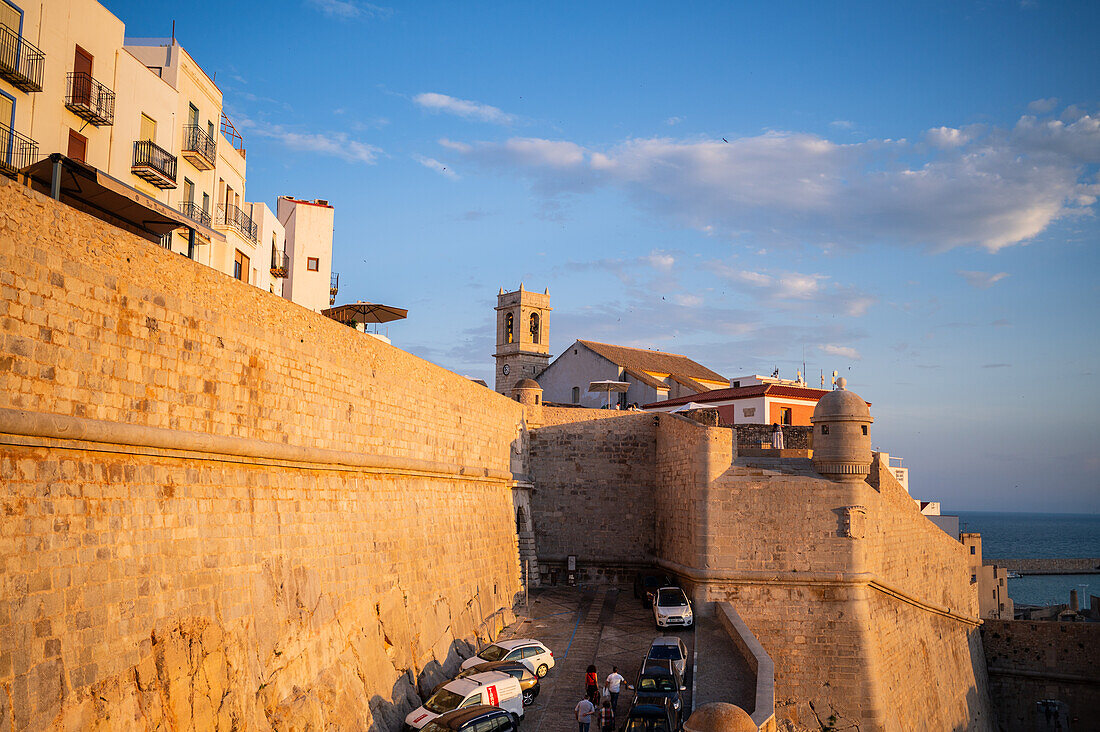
420 705 518 732
634 572 675 606
622 694 680 732
405 671 524 730
628 665 686 718
444 661 540 706
652 586 693 628
459 638 555 678
644 637 689 679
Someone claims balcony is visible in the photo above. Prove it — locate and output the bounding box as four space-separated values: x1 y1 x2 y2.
181 125 216 170
330 271 339 305
0 122 39 178
65 72 115 126
215 202 257 243
0 23 44 92
131 140 177 189
178 201 211 228
270 248 289 278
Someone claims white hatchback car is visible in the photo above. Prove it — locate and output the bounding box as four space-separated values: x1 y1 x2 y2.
652 586 693 628
460 639 555 678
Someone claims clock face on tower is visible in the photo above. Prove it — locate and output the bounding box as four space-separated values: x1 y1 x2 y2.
502 364 510 375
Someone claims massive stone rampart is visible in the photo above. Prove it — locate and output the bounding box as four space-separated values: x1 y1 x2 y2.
529 408 993 730
981 619 1100 728
0 180 525 730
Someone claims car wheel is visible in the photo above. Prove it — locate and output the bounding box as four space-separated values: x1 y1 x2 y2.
535 663 548 678
522 689 534 706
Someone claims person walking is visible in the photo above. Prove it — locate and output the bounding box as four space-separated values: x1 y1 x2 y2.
771 422 785 450
575 694 596 732
584 664 599 699
605 666 625 712
597 700 615 732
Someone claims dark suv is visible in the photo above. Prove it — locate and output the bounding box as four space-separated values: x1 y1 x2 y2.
629 665 685 718
622 694 680 731
634 571 675 606
420 705 518 732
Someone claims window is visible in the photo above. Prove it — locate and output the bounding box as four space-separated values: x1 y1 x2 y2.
861 425 868 436
732 380 740 388
0 3 21 37
780 407 792 425
139 113 157 143
534 395 540 404
530 312 539 343
742 407 755 417
970 574 976 584
572 386 580 403
72 45 93 106
202 192 210 216
505 312 514 343
187 103 199 127
233 250 250 283
307 257 319 271
970 546 976 555
821 424 829 435
182 178 194 204
67 129 87 162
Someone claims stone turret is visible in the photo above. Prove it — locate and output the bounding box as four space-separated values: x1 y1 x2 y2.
509 378 543 426
810 377 873 482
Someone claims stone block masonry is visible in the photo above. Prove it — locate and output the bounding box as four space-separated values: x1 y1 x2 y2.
0 180 526 730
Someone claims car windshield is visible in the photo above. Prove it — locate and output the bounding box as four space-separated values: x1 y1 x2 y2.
648 645 683 661
638 676 676 693
478 644 507 662
625 717 670 732
656 590 686 607
424 689 464 714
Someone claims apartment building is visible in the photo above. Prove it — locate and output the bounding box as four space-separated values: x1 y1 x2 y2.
278 195 337 312
0 0 330 306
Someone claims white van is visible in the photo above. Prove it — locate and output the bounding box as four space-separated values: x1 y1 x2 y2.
404 671 524 730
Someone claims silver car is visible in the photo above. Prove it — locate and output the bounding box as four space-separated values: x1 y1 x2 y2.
644 636 689 679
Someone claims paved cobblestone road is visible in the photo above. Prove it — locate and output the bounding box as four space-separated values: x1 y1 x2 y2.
496 585 696 732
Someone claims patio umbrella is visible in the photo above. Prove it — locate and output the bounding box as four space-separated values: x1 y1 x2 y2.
588 380 630 408
322 301 408 325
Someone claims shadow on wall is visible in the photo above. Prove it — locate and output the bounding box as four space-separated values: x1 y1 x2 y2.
415 639 476 699
368 639 477 732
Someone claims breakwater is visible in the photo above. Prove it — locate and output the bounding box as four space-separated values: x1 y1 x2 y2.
984 558 1100 575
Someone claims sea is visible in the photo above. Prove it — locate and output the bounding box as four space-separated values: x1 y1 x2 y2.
955 511 1100 607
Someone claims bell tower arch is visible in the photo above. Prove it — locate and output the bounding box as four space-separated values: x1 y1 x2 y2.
494 284 551 394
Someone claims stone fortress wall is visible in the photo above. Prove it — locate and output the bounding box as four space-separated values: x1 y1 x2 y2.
529 406 993 729
0 180 526 730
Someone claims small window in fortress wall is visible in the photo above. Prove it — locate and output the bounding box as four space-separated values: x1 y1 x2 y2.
572 386 580 403
971 574 977 583
970 546 976 555
861 425 868 435
821 424 829 435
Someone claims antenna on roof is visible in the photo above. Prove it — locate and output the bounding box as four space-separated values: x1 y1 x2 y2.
802 346 807 385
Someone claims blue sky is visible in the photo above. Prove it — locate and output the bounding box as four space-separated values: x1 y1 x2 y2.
108 0 1099 513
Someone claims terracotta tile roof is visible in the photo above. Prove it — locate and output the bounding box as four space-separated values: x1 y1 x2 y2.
578 340 727 385
642 383 860 410
623 367 669 392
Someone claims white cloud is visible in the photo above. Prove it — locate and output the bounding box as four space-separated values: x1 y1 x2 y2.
442 105 1100 253
958 270 1010 289
252 125 382 164
413 154 458 179
830 120 855 130
644 250 675 271
306 0 392 19
413 93 515 125
1028 97 1059 113
925 126 975 148
666 116 684 126
712 265 875 317
673 294 703 307
820 344 862 361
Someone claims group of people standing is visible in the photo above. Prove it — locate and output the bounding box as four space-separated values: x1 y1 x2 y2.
574 665 626 732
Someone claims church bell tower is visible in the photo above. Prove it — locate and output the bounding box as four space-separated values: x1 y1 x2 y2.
494 284 551 394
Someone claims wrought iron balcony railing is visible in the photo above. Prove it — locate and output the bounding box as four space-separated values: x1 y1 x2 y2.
0 122 39 178
215 202 258 243
131 139 177 189
65 72 114 126
0 22 44 92
270 248 289 278
330 271 339 305
178 201 212 228
181 124 216 170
